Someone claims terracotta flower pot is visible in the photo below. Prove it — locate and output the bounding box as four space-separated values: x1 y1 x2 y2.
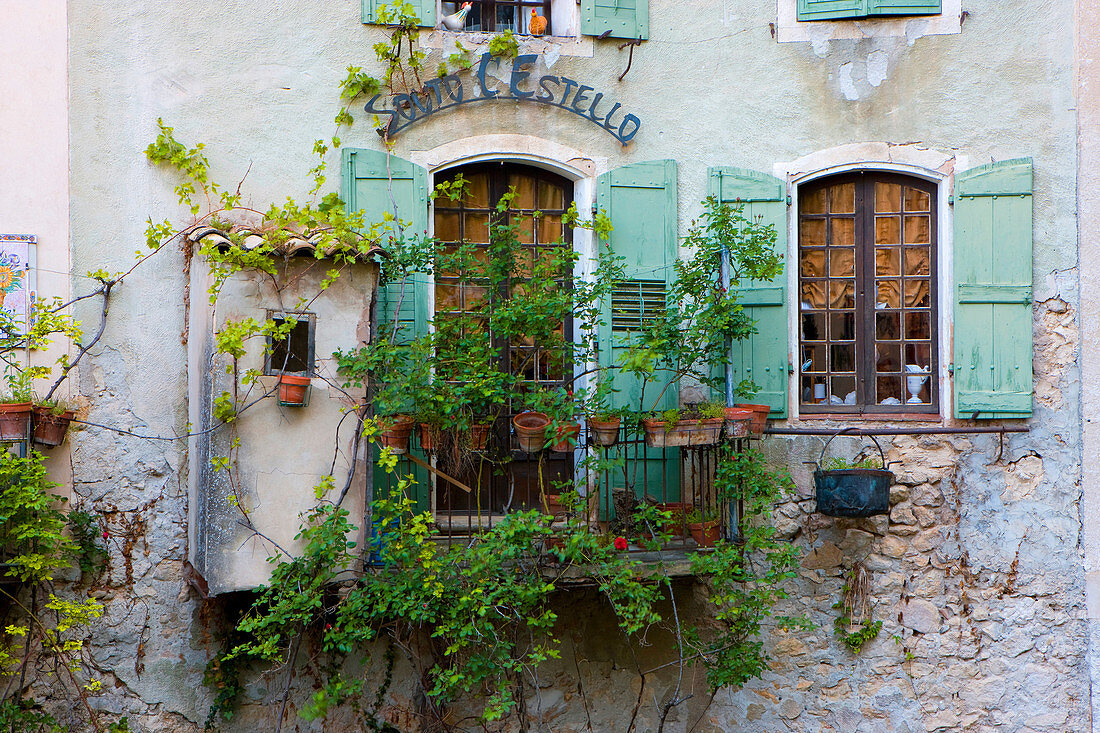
378 415 415 454
736 403 771 434
277 374 311 406
588 416 621 446
641 418 723 448
550 421 581 452
419 423 440 453
0 402 32 441
689 519 721 548
513 411 549 452
467 422 491 451
32 406 74 447
656 502 687 537
543 493 565 517
723 407 754 439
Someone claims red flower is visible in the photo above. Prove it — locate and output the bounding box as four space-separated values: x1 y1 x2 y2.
102 531 108 540
613 536 628 551
324 623 332 631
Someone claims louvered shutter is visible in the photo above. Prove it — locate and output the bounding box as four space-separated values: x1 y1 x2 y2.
709 167 789 418
342 148 433 515
581 0 649 40
362 0 436 27
797 0 866 20
952 158 1034 419
868 0 940 15
598 161 678 502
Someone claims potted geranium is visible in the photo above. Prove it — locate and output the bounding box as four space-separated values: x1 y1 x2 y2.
0 369 34 442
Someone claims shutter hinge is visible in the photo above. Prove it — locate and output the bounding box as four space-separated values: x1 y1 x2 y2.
787 361 794 374
948 363 955 375
786 195 792 206
948 195 954 205
592 205 598 219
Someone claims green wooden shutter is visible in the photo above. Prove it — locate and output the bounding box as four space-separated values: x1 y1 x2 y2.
953 158 1033 420
342 147 430 344
342 148 433 513
709 167 789 418
362 0 436 27
581 0 649 40
868 0 940 15
797 0 866 21
598 161 678 503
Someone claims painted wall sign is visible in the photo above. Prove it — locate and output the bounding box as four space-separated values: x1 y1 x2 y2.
365 53 641 145
0 234 36 334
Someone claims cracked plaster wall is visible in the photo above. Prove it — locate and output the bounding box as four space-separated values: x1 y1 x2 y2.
55 0 1088 730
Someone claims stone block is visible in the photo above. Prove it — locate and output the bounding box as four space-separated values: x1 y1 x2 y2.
897 598 941 633
803 541 844 569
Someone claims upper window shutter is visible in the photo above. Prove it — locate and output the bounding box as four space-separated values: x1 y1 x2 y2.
953 158 1034 420
342 148 430 345
797 0 867 21
709 167 789 418
342 148 432 515
581 0 649 40
362 0 436 28
867 0 940 15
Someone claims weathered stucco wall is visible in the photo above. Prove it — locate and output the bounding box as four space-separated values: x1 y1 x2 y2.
61 0 1086 730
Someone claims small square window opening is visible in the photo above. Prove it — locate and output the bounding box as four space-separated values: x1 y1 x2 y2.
265 312 315 377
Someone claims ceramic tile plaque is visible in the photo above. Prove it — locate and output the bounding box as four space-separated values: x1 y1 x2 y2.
0 235 37 334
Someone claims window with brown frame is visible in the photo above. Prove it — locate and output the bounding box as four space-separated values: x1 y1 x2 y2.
442 1 552 34
798 173 938 414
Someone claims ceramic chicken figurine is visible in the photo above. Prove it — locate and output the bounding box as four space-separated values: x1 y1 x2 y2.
529 8 547 36
442 2 472 31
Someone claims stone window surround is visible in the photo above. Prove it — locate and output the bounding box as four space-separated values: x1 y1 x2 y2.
776 0 962 44
777 144 967 421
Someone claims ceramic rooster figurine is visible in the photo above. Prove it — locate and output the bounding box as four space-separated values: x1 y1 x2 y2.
442 2 472 31
529 8 547 36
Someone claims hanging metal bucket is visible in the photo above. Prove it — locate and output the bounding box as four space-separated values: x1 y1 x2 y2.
813 430 893 518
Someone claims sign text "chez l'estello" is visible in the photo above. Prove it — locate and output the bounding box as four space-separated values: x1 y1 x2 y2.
366 53 641 145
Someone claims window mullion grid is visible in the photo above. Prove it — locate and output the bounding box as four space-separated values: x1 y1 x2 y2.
856 178 874 410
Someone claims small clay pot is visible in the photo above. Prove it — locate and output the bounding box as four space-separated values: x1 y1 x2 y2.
550 422 580 452
467 423 492 451
0 402 32 442
588 416 621 446
32 406 74 447
277 374 311 406
723 407 754 439
419 423 439 453
378 415 415 454
513 411 550 452
689 519 721 548
736 403 771 434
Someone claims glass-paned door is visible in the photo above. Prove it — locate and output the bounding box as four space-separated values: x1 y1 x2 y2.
432 163 574 525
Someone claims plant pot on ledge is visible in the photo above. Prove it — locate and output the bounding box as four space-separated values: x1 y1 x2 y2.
277 374 311 407
688 518 721 548
736 403 771 435
723 407 754 439
378 415 415 454
641 418 723 448
467 422 492 451
550 421 581 452
513 411 549 452
32 406 74 447
588 416 621 447
0 402 32 442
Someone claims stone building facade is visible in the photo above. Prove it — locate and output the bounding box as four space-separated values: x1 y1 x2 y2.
4 0 1098 730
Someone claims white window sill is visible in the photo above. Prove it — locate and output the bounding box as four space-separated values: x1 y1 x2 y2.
422 29 593 59
776 0 962 44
